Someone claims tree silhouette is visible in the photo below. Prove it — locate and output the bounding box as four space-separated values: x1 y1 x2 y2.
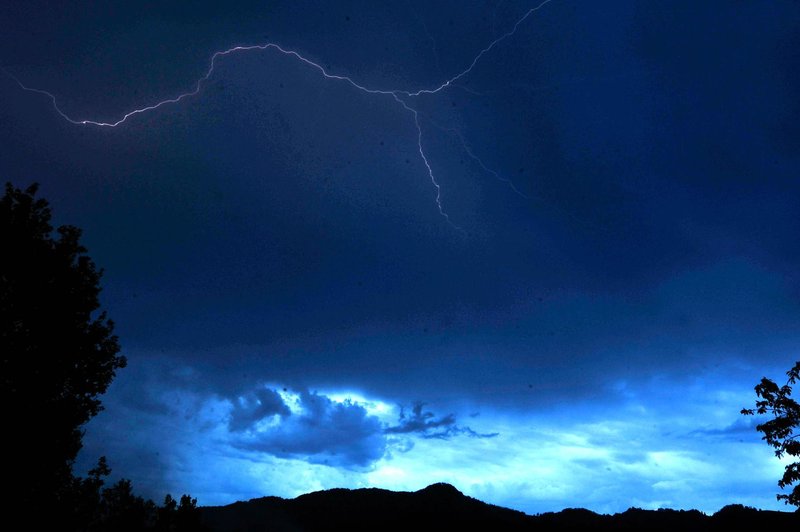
0 183 126 517
741 361 800 508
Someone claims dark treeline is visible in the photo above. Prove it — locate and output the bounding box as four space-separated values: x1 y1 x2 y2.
1 183 206 531
63 457 206 532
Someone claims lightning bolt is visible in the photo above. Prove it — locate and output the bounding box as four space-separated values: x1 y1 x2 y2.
392 94 461 232
2 0 553 228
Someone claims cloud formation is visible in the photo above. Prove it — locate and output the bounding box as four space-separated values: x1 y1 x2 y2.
689 417 763 441
385 402 498 439
230 388 386 469
228 387 291 432
224 387 496 468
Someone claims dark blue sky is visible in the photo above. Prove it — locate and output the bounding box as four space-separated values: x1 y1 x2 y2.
2 0 799 513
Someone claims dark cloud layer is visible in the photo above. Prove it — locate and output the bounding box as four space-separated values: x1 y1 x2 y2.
1 1 795 398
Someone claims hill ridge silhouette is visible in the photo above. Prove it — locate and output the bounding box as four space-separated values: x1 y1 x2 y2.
200 482 798 531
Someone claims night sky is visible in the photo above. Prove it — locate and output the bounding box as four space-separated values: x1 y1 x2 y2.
2 0 799 514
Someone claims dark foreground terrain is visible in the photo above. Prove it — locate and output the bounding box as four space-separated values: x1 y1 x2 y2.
200 483 798 531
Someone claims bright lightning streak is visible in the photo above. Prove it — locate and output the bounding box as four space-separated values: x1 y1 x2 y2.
403 0 553 97
392 94 463 233
2 0 553 226
3 42 399 128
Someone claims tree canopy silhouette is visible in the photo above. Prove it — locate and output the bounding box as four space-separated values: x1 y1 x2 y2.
741 361 800 508
0 182 126 514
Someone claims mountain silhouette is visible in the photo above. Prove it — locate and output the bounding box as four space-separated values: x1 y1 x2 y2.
200 482 529 531
199 483 798 531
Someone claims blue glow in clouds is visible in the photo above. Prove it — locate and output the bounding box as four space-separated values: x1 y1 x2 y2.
76 357 787 514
